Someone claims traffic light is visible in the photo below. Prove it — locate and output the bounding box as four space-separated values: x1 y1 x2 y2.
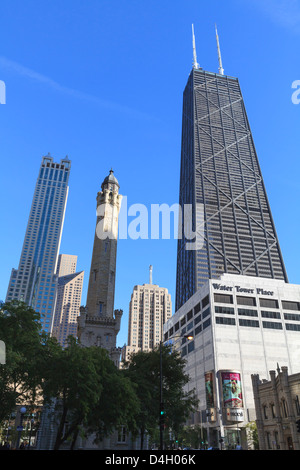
296 420 300 433
160 404 165 428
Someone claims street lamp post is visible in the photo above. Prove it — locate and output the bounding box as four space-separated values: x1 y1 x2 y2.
159 340 164 450
159 333 194 450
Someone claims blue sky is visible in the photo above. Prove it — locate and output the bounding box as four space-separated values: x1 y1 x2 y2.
0 0 299 347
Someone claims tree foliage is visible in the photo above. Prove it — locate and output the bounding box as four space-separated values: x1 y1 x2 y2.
0 301 140 449
42 336 140 449
0 301 47 421
123 344 199 449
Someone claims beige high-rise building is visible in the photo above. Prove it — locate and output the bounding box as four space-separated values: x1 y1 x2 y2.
52 254 84 347
56 254 77 277
122 266 172 363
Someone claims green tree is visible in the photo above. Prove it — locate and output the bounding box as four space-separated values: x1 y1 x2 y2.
246 421 259 450
177 424 206 449
123 344 198 449
85 361 140 446
0 301 47 422
42 337 139 449
0 301 140 450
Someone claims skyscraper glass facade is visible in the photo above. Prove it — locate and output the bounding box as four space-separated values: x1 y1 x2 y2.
6 154 71 332
176 68 287 311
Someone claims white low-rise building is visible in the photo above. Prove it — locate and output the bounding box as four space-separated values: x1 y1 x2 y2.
163 273 300 449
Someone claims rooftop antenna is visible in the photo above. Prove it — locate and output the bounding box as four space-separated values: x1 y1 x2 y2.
215 24 224 75
149 265 153 285
192 24 200 69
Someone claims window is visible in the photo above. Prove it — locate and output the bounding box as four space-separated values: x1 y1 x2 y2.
259 298 279 309
237 296 256 306
202 307 210 319
194 303 201 314
216 317 235 325
286 323 300 332
202 295 209 308
281 399 288 418
284 313 300 321
295 396 300 415
238 308 258 317
262 321 282 330
214 293 233 304
195 324 202 335
239 319 259 328
261 311 281 319
215 306 234 315
282 301 300 311
187 310 193 321
271 403 276 418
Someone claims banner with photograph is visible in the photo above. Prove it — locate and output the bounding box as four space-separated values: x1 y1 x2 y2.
205 371 215 408
220 371 243 408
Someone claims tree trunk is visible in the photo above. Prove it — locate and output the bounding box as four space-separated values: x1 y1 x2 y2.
53 403 68 450
140 426 145 450
70 426 79 450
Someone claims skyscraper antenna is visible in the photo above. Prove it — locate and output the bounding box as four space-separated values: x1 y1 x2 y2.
215 24 224 75
149 265 153 285
192 24 200 69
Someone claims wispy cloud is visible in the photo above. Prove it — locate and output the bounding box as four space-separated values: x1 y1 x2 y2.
245 0 300 33
0 56 155 120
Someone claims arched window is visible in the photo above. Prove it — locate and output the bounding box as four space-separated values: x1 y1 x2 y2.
281 399 288 418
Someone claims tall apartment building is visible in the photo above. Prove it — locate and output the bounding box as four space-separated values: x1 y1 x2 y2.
122 266 172 363
175 26 287 311
56 254 77 277
52 255 84 347
6 154 71 333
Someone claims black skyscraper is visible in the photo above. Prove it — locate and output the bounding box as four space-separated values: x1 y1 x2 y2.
176 31 287 311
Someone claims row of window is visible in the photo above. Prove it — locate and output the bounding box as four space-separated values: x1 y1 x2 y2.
215 317 300 331
165 295 209 340
262 395 300 421
215 306 299 320
165 293 300 344
214 293 300 311
215 317 284 329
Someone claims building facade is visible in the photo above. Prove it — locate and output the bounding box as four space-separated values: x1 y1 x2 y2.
252 366 300 450
77 170 123 366
175 64 287 311
164 273 300 449
6 154 71 333
52 255 84 347
56 254 78 277
122 266 172 363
